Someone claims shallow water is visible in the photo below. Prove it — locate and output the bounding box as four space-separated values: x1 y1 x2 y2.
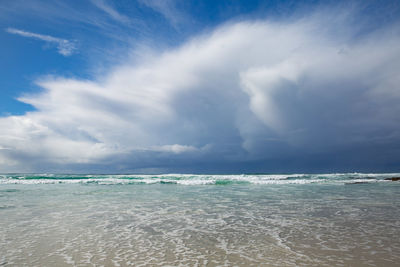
1 174 400 266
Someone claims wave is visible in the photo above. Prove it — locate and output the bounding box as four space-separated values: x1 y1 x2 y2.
0 173 399 185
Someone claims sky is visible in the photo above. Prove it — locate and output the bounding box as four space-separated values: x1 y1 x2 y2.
1 0 400 174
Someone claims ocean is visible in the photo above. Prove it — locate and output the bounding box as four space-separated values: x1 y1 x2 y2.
1 173 400 266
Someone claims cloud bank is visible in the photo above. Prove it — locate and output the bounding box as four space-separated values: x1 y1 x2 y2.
6 28 77 56
1 11 400 173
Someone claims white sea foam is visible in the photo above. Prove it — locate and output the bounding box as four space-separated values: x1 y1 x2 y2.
176 179 215 185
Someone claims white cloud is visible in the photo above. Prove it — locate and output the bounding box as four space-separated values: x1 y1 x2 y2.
6 28 76 56
150 144 198 154
1 11 400 172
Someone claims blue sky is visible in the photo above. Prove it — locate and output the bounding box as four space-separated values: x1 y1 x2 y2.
1 0 400 173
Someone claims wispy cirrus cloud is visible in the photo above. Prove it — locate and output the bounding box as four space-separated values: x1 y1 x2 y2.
139 0 185 29
90 0 131 24
6 27 77 56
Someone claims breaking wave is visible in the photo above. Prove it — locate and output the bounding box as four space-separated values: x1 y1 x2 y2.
0 173 399 185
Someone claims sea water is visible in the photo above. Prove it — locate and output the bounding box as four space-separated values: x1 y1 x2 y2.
1 173 399 266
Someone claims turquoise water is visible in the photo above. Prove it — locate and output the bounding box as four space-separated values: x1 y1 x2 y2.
1 173 400 266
